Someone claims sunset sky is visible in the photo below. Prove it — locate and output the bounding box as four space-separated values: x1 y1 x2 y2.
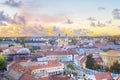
0 0 120 37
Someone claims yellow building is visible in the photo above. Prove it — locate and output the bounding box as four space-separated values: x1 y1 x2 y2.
100 50 120 67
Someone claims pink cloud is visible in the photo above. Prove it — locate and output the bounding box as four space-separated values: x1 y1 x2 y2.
38 14 65 23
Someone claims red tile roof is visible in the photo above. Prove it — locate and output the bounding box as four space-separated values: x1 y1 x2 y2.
39 77 50 80
94 72 113 80
53 76 69 80
75 55 87 63
93 43 107 47
9 60 63 72
36 50 78 55
0 47 8 51
40 46 60 51
94 57 103 63
9 61 29 73
20 75 69 80
20 73 37 80
8 60 65 80
27 60 63 70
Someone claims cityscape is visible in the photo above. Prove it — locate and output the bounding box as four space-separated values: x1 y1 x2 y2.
0 0 120 80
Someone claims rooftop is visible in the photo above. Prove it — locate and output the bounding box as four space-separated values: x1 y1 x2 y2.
36 49 78 55
20 73 37 80
107 50 120 54
94 72 113 80
17 48 30 54
9 60 64 72
26 60 63 70
94 57 103 63
100 50 120 56
93 42 107 47
75 55 87 63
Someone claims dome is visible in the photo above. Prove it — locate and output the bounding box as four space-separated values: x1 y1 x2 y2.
17 48 30 54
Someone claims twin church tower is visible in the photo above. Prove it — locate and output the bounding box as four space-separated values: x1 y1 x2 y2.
57 34 69 47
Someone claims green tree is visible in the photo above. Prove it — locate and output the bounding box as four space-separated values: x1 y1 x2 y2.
8 44 14 47
26 45 35 53
105 67 110 72
110 61 120 74
0 56 7 71
83 74 87 80
86 54 102 70
86 54 95 69
29 48 35 53
67 64 77 70
94 63 102 70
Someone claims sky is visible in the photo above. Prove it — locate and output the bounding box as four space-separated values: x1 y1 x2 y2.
0 0 120 37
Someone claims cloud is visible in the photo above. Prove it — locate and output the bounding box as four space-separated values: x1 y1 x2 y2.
0 11 16 24
13 13 26 25
73 29 93 36
0 11 26 26
22 26 41 36
39 14 65 23
52 26 64 36
29 25 49 36
65 17 73 24
118 25 120 28
52 26 59 32
97 21 106 27
105 20 112 24
96 33 109 36
4 0 22 7
112 9 120 19
98 7 105 10
0 21 7 26
88 17 96 21
90 22 96 27
90 21 106 27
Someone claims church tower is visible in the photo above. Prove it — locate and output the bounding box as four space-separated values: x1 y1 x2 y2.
57 33 61 47
64 34 69 46
57 34 69 47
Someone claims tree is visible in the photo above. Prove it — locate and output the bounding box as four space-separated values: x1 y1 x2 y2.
86 54 102 70
110 61 120 74
83 74 87 80
86 54 95 69
26 45 35 53
105 67 110 72
103 48 113 52
0 56 7 71
67 64 77 70
8 44 14 47
29 48 35 53
94 63 102 70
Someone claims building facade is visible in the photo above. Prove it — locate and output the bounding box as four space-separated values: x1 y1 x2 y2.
57 34 69 47
100 50 120 67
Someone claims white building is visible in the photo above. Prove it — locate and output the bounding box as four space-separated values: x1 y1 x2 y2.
74 55 86 68
18 60 65 77
36 50 78 62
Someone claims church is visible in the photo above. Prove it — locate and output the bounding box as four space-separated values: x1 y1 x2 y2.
57 34 69 47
